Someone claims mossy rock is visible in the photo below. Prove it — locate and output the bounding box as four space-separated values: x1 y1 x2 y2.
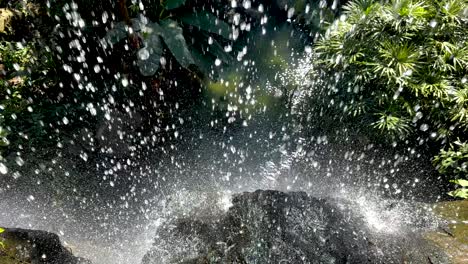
0 227 31 263
0 227 90 264
425 200 468 264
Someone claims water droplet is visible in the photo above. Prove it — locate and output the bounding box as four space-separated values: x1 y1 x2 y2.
13 171 21 179
420 124 429 131
80 152 88 161
73 73 80 81
102 12 108 24
62 116 69 125
258 4 264 12
0 163 8 174
137 48 150 60
94 65 101 73
122 78 129 87
160 56 167 66
215 58 222 66
233 13 241 26
287 8 295 19
15 157 24 166
403 69 413 76
242 0 251 9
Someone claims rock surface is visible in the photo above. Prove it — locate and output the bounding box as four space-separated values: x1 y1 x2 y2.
0 227 90 264
426 200 468 264
142 190 449 264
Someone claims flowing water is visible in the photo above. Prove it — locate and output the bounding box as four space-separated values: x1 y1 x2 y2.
0 2 452 263
0 123 446 263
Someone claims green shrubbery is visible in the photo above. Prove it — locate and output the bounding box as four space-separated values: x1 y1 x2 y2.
314 0 468 198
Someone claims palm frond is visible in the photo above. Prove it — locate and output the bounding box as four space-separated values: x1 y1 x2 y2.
343 0 380 22
377 41 420 78
372 112 412 137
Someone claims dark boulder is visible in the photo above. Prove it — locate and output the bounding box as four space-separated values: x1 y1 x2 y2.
0 227 91 264
142 190 449 264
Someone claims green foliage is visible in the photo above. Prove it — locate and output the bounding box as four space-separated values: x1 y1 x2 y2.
164 0 187 10
314 0 468 197
448 179 468 199
0 41 32 69
159 19 194 68
0 2 39 35
136 23 164 76
434 140 468 178
103 1 232 77
434 141 468 198
0 42 33 153
179 11 231 39
315 0 468 138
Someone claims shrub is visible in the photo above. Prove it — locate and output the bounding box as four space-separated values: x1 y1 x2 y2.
314 0 468 197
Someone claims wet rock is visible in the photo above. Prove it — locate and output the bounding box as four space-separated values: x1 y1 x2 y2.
142 190 448 264
425 200 468 264
0 227 91 264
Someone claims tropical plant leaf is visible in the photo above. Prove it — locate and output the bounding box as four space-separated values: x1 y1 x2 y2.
160 19 194 68
179 11 231 39
190 48 213 77
207 39 233 64
448 188 468 199
137 24 164 76
164 0 187 10
450 179 468 187
371 112 412 137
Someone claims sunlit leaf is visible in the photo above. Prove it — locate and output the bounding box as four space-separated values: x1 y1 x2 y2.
450 179 468 187
448 188 468 199
179 11 231 39
371 113 411 137
0 8 16 34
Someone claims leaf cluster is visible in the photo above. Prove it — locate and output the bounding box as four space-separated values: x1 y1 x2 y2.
102 0 233 77
315 0 468 140
314 0 468 197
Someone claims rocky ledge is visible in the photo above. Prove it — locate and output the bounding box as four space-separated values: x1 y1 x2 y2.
0 227 90 264
142 190 451 264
